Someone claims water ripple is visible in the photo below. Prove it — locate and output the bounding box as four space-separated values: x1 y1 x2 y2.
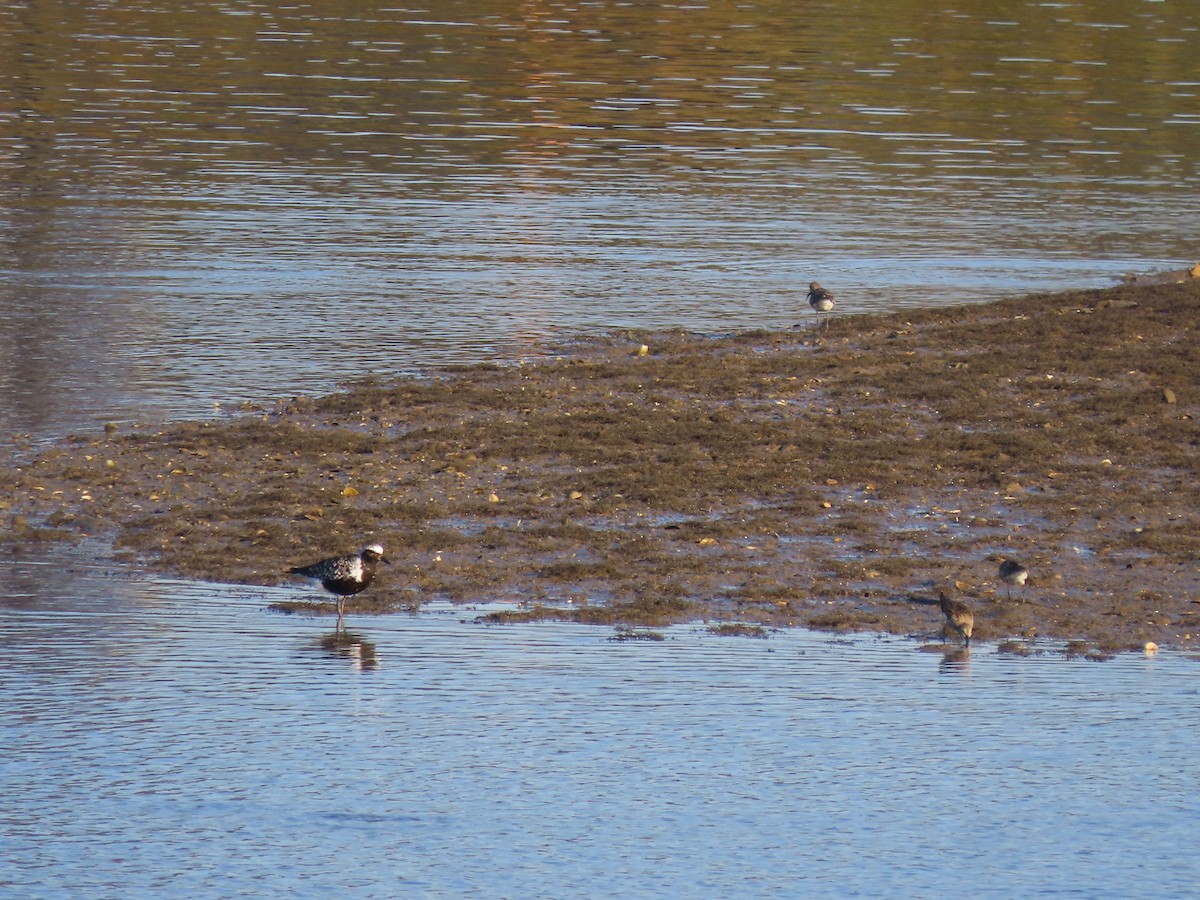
2 1 1198 439
0 551 1197 896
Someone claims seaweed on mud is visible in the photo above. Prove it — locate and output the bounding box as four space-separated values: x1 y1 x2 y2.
4 278 1199 655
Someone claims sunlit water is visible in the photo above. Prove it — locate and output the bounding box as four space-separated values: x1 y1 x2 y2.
2 0 1198 439
2 549 1198 897
3 5 1200 893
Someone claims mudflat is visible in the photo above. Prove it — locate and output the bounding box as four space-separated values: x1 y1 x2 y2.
4 278 1198 657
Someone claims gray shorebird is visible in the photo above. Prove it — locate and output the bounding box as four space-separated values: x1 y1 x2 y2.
806 282 835 327
998 558 1029 600
290 543 388 620
938 591 974 647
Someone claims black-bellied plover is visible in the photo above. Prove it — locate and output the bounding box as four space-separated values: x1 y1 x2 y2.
938 591 974 648
998 558 1029 600
806 282 835 327
290 543 388 621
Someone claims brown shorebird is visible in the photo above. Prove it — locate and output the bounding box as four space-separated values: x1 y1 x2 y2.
938 591 974 647
806 282 835 327
998 558 1029 600
290 543 388 622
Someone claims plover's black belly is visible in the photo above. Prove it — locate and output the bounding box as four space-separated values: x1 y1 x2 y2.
289 544 387 623
291 556 365 590
321 577 370 596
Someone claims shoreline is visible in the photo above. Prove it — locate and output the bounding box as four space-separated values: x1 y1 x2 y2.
3 277 1199 658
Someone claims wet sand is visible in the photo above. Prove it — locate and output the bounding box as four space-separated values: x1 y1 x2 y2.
3 276 1198 657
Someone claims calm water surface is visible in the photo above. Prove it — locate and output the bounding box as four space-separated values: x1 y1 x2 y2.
2 0 1198 439
3 6 1199 894
2 548 1198 897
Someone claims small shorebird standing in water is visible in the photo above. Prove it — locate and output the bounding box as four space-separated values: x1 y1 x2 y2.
998 558 1029 601
290 543 388 624
938 591 974 648
806 282 835 328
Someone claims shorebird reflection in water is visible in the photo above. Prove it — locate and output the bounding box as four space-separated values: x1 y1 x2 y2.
938 591 974 648
998 558 1029 600
806 282 835 328
290 543 388 624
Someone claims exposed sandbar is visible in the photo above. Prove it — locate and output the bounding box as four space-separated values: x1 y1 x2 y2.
3 278 1198 657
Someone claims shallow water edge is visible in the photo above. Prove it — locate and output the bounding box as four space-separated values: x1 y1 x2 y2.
3 277 1199 656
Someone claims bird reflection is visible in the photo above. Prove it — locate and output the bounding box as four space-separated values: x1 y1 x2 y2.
939 647 972 674
315 630 379 672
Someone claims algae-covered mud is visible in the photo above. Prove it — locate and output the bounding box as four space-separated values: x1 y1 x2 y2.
3 279 1198 655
